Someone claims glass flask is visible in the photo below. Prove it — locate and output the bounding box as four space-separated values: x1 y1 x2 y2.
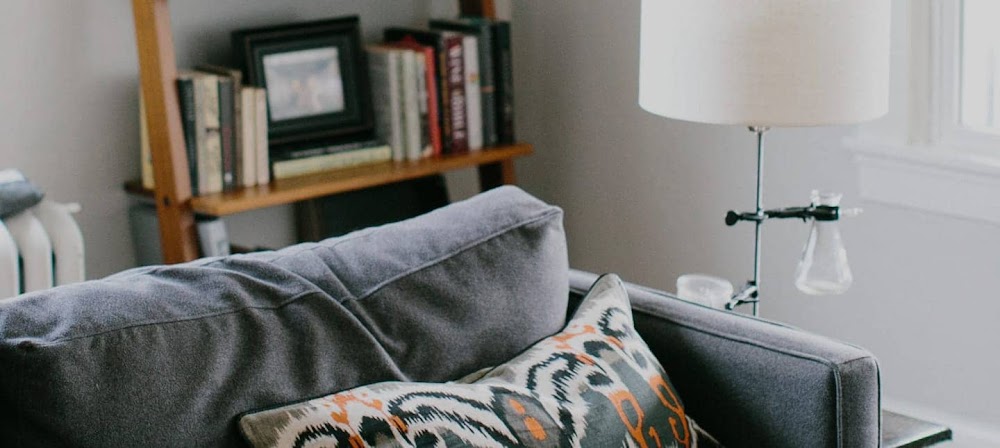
794 191 853 295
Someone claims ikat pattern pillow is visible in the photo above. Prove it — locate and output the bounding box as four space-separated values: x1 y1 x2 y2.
239 274 721 447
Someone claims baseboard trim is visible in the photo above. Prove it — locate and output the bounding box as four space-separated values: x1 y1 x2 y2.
884 397 1000 447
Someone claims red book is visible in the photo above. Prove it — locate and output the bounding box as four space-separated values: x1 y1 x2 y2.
385 39 442 157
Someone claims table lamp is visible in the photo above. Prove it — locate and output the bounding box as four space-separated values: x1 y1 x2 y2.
638 0 891 316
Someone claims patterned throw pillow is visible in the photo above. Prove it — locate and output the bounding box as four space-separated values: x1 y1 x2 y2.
239 274 721 447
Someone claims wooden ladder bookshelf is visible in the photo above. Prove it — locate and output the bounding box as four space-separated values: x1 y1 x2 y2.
129 0 529 264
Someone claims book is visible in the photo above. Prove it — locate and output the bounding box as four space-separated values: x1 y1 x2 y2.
196 216 230 258
215 75 236 191
411 51 434 159
459 34 482 151
271 144 392 180
491 20 515 144
384 41 441 157
429 18 498 147
253 87 270 185
197 65 246 188
383 28 464 154
176 71 215 195
139 90 154 190
442 32 469 153
239 87 257 188
193 72 223 195
271 138 382 161
367 46 405 162
398 50 422 161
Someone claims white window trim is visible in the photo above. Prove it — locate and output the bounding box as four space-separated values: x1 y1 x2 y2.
852 0 1000 226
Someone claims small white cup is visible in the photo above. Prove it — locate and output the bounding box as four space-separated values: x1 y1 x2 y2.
676 274 734 309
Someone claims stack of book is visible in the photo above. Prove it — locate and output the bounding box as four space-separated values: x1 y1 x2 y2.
378 17 514 158
266 17 515 180
140 66 269 195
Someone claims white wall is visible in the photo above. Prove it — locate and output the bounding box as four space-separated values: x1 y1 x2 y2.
0 0 433 278
511 0 1000 439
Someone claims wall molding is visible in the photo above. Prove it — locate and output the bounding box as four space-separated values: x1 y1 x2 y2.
852 141 1000 226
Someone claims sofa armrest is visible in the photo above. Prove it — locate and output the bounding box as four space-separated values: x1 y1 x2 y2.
569 269 881 448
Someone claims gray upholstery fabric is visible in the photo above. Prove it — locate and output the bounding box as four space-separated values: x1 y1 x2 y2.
0 186 569 447
569 269 881 448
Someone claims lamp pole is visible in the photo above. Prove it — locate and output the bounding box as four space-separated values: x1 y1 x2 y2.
750 126 767 316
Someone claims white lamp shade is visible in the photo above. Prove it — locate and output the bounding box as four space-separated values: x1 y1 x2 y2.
638 0 891 126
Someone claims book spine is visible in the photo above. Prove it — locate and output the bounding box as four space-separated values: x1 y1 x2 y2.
231 76 244 189
493 21 515 144
239 87 257 188
462 35 483 151
197 75 223 195
428 19 498 147
176 77 199 195
217 77 236 191
475 23 499 147
420 47 442 157
400 51 422 161
273 139 381 161
271 145 392 180
254 88 270 185
412 52 434 158
368 49 405 162
382 30 444 156
444 34 468 153
196 65 245 187
139 90 155 190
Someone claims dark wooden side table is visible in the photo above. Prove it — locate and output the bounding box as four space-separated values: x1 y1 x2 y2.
883 409 953 447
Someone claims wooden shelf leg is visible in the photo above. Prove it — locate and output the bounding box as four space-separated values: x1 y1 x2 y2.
132 0 199 263
477 160 516 191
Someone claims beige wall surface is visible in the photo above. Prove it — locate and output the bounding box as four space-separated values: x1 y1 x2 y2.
511 0 1000 439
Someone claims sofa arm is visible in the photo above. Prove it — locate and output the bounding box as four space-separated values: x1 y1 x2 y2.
569 269 881 448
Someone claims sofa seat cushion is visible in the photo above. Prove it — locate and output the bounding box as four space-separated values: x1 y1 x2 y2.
0 186 568 447
239 274 721 448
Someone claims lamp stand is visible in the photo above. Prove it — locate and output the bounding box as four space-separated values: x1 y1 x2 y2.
725 127 847 316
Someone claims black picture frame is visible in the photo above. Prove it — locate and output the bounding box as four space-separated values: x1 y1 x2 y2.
233 16 373 147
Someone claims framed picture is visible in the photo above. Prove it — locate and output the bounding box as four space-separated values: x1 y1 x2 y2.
233 16 373 147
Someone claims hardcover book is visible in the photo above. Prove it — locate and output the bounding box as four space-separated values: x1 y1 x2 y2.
195 72 223 195
271 144 391 180
253 87 270 185
383 28 464 154
384 41 441 157
399 49 422 161
429 18 498 147
367 46 405 162
491 20 515 144
215 76 236 191
139 91 154 190
441 32 469 153
198 65 246 187
239 87 257 188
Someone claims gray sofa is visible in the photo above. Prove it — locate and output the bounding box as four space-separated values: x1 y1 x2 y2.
0 186 879 447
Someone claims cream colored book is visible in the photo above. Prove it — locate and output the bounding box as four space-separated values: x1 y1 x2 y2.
139 90 154 190
254 88 270 185
271 145 391 180
400 50 422 161
239 87 257 188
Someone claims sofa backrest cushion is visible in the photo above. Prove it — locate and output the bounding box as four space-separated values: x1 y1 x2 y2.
0 186 568 447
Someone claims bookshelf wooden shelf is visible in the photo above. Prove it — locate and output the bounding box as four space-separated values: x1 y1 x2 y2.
127 143 531 216
130 0 517 263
